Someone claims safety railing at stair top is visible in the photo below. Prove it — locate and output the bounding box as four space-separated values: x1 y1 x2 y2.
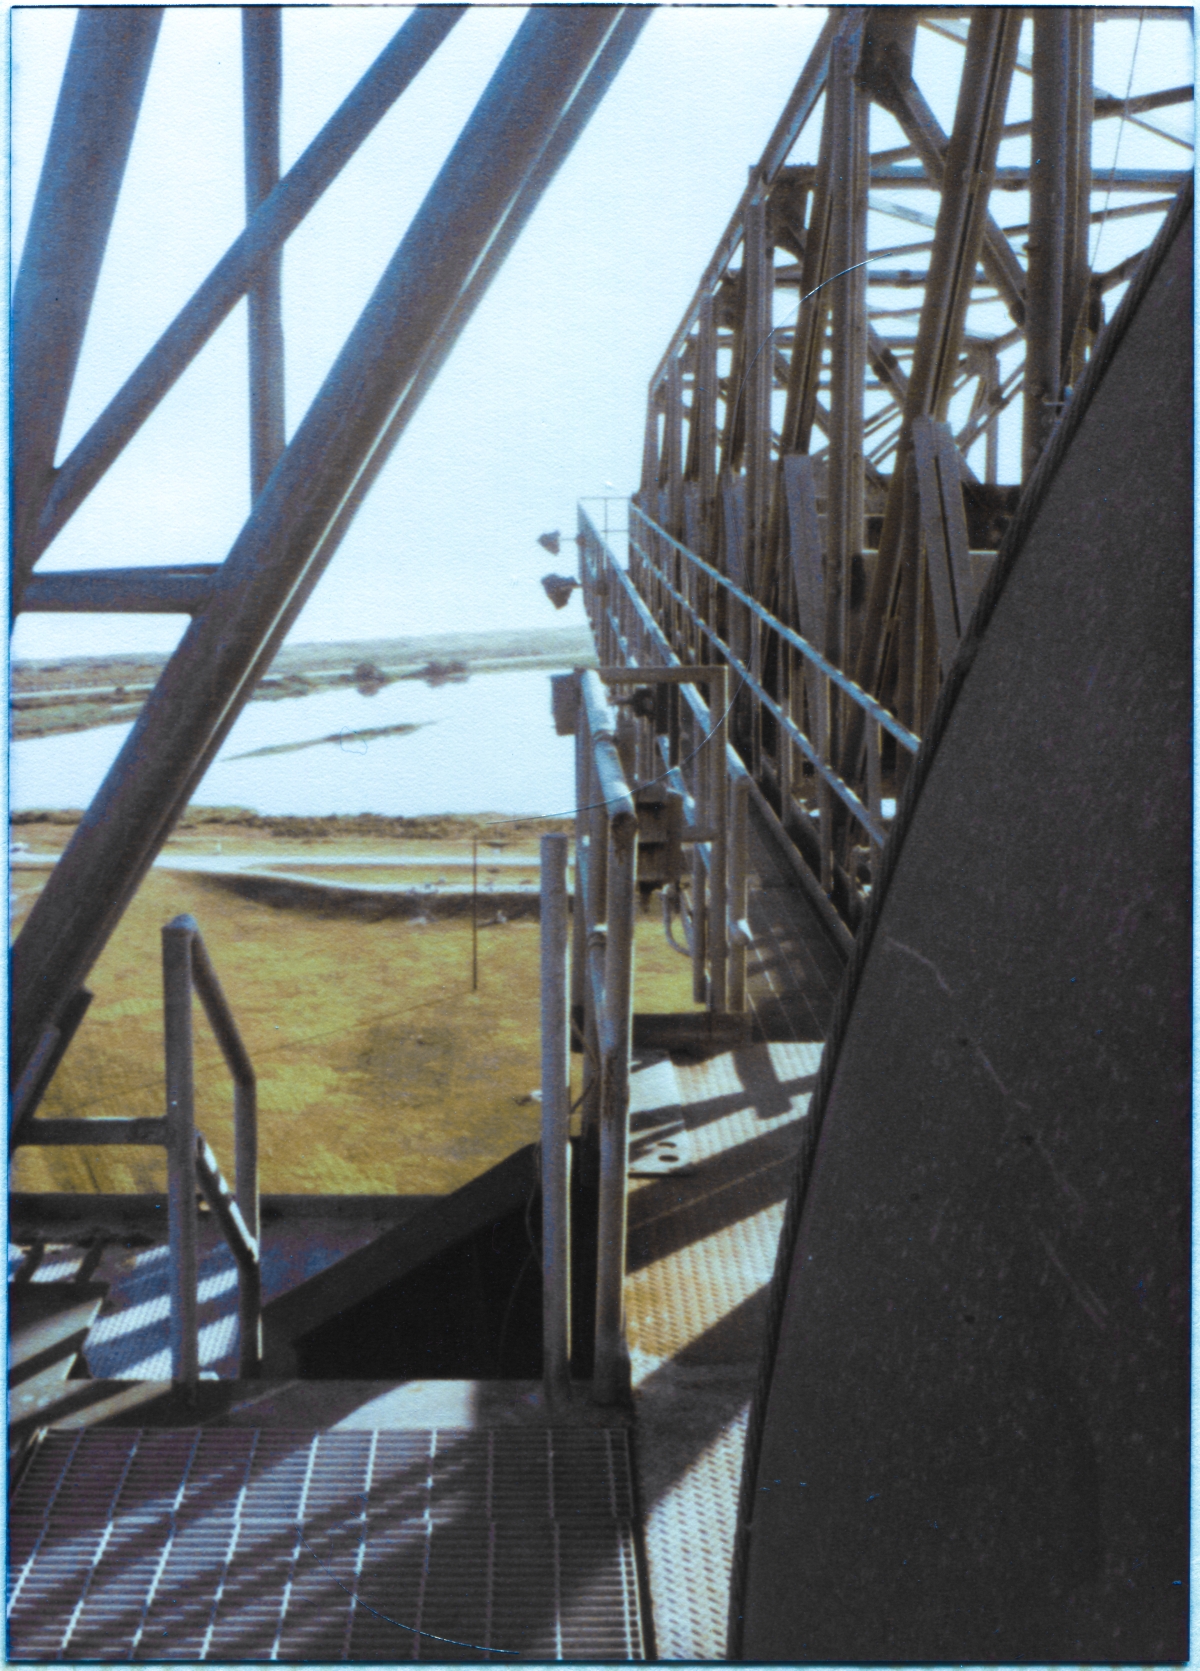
540 661 750 1406
578 492 923 932
13 915 261 1382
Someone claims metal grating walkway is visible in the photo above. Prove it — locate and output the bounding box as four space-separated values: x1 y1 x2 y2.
8 1426 644 1662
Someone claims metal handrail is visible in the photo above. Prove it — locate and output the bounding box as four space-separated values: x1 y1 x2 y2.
627 525 888 847
542 640 748 1408
162 914 260 1382
573 674 638 1404
629 500 920 754
12 915 260 1384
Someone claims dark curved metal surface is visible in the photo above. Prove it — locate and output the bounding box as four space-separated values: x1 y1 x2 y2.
736 187 1191 1662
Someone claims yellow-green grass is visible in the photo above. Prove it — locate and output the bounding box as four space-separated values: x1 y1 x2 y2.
12 859 698 1198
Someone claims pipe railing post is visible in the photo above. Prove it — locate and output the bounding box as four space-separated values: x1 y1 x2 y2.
189 933 261 1374
162 915 199 1387
593 812 637 1405
707 667 729 1012
729 772 750 1013
540 833 572 1404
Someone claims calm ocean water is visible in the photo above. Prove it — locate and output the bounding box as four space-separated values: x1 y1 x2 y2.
11 668 578 820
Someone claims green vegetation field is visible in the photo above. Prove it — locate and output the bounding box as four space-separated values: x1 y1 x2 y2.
11 818 698 1198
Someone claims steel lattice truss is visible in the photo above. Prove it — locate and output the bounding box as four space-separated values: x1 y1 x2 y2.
613 5 1191 930
7 5 1193 1116
9 5 649 1127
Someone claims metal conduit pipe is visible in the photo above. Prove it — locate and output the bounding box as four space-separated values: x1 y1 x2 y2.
10 7 629 1101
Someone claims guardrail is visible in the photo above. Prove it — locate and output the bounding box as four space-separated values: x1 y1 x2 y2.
163 914 260 1383
579 495 920 927
541 654 750 1406
13 915 261 1383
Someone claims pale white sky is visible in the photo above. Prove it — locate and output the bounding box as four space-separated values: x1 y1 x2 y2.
9 6 1193 662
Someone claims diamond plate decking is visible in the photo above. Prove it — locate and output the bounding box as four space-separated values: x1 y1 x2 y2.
626 1039 822 1658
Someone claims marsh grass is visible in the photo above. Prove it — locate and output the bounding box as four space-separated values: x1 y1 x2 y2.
11 848 698 1197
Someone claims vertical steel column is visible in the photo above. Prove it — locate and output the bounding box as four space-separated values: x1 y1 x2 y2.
743 187 772 598
694 291 718 517
11 7 627 1096
664 353 684 539
570 667 588 1069
593 814 636 1405
690 737 709 1006
163 916 199 1386
581 707 605 1148
11 8 163 609
540 833 572 1403
708 668 729 1012
729 773 750 1013
242 7 286 499
1063 9 1095 388
824 23 867 773
985 351 1001 485
1023 8 1070 479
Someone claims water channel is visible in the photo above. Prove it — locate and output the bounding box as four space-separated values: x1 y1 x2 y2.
11 668 577 820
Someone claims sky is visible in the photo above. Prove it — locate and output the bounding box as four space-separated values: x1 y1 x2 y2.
9 5 1193 664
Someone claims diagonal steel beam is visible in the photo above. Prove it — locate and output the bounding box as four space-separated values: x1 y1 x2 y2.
858 26 1027 326
10 5 633 1108
11 8 163 613
845 7 1021 783
29 5 465 571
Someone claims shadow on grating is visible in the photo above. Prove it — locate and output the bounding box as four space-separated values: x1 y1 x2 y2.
7 1426 645 1662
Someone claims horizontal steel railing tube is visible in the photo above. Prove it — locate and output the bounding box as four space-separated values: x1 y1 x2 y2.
21 567 219 614
10 9 627 1088
162 917 200 1387
540 833 572 1403
630 504 920 753
24 1117 169 1146
593 818 637 1405
35 7 466 562
627 529 887 848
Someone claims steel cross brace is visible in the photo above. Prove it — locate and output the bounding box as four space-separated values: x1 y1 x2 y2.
10 6 642 1116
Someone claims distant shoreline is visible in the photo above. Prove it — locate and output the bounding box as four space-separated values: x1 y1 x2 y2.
11 626 597 741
